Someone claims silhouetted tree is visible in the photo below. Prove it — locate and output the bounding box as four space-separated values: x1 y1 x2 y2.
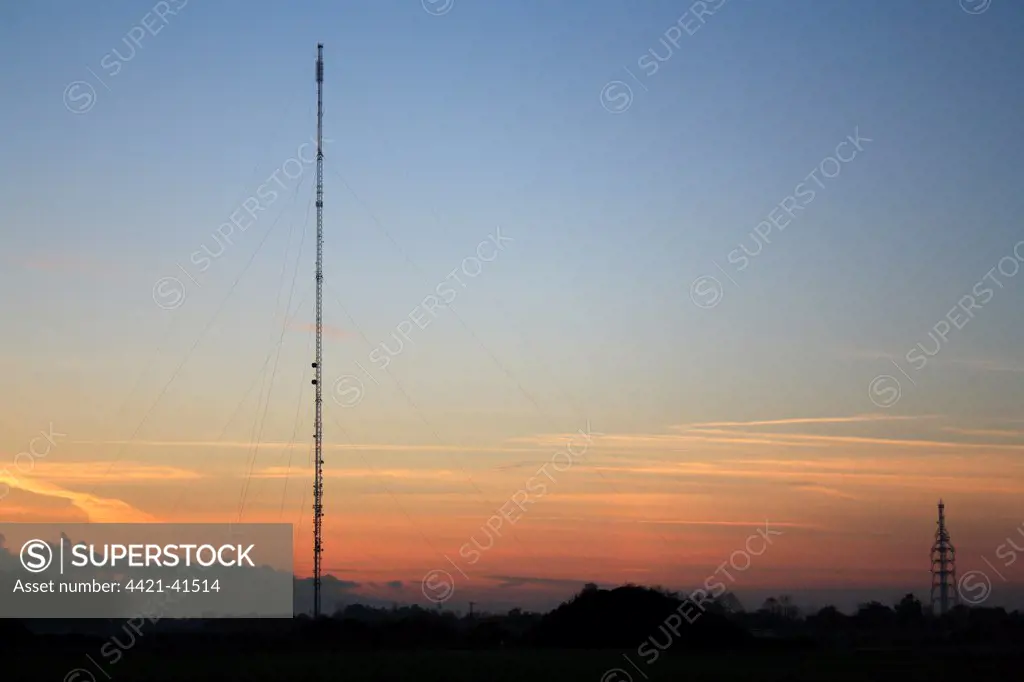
855 601 895 629
808 605 846 629
894 593 923 625
531 584 750 650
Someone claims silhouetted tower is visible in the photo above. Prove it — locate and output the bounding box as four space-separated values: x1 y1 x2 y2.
930 499 958 615
311 43 325 618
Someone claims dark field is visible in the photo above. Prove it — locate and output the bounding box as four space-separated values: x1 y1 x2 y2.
9 648 1022 682
7 588 1021 680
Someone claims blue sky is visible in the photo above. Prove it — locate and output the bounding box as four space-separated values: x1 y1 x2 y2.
1 0 1024 610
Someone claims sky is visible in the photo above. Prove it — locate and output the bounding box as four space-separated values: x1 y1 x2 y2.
1 0 1023 614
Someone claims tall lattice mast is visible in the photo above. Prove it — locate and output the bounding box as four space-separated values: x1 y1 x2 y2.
930 499 958 615
312 43 325 619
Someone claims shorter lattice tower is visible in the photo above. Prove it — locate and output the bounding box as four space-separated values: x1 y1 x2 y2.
930 499 958 615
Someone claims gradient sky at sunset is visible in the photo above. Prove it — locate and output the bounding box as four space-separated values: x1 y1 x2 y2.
1 0 1023 613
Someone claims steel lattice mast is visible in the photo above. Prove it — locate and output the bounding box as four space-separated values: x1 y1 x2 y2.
312 43 325 619
930 499 958 615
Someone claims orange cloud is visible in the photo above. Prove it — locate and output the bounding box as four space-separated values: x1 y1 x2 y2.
69 440 531 453
253 466 467 481
16 462 202 483
0 471 155 522
790 484 862 501
13 413 1024 592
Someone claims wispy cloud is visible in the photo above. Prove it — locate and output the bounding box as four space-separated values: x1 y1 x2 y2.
253 465 467 481
512 413 944 453
520 515 820 529
70 440 531 453
941 426 1024 439
516 412 1024 453
517 427 1024 453
0 471 155 522
577 456 1024 495
677 414 936 429
683 427 1024 451
19 462 202 483
790 484 861 501
632 519 817 528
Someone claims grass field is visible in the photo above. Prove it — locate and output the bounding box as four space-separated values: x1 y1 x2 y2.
9 648 1021 682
